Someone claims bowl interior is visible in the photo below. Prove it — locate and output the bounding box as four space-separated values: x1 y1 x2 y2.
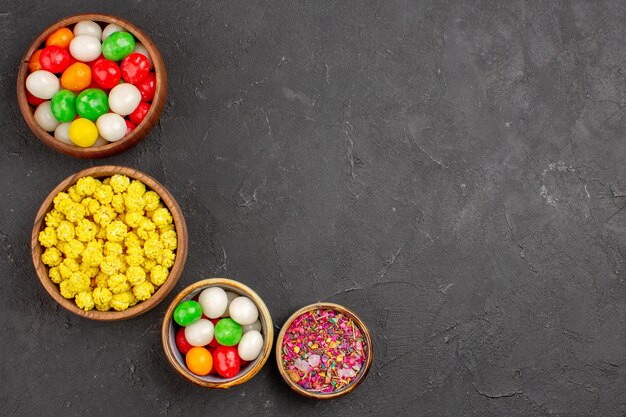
18 13 166 158
166 282 272 384
32 165 187 321
276 302 373 398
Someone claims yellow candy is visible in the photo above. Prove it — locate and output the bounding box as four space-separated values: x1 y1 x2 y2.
69 118 98 147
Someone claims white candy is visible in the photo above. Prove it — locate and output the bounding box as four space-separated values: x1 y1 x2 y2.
93 136 109 147
102 23 124 41
133 43 153 68
34 101 59 132
198 287 228 319
26 70 59 99
241 319 262 334
184 319 214 347
108 83 141 116
238 330 263 361
96 113 126 142
73 20 102 39
69 35 102 62
229 297 258 326
220 291 240 318
54 122 73 145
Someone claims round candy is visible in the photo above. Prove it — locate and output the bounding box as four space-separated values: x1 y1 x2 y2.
214 318 243 346
184 319 215 347
61 63 91 91
133 42 153 68
28 50 43 72
173 300 202 326
50 90 77 122
125 119 136 135
185 346 213 376
212 346 241 378
69 35 102 62
73 20 102 39
241 319 262 334
68 118 98 147
135 72 156 102
176 327 193 355
26 70 59 99
26 89 45 106
198 287 228 319
76 88 109 121
92 59 121 89
102 23 124 41
128 102 150 125
108 83 141 116
40 46 71 73
102 31 135 61
46 27 74 48
220 291 240 318
54 122 73 145
237 330 263 361
34 101 60 132
208 319 221 348
96 113 126 142
120 53 150 84
229 297 259 325
93 136 109 147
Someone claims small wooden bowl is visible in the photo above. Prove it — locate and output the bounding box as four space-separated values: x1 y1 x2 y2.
17 13 167 159
276 302 373 399
162 278 274 388
31 165 187 321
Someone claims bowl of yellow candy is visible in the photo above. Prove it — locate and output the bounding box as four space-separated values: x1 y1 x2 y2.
31 165 188 321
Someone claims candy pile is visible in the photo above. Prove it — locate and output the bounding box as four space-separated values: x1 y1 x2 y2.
38 174 176 311
281 308 367 393
173 287 264 378
25 20 156 147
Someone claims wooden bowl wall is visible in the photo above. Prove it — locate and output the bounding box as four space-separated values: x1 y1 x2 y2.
17 13 167 159
275 302 373 399
31 166 187 321
161 278 274 389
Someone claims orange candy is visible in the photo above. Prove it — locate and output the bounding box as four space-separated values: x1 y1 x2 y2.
185 346 213 376
61 62 91 91
28 49 43 72
46 27 74 48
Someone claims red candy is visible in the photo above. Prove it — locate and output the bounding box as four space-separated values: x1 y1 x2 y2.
213 346 241 378
124 119 136 135
92 59 121 90
128 102 150 125
39 46 71 73
26 89 45 106
120 53 150 84
176 328 193 355
135 72 156 102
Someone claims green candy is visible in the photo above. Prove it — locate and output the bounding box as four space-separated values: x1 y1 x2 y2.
76 89 109 121
50 90 76 122
173 300 202 326
102 32 135 61
214 318 243 346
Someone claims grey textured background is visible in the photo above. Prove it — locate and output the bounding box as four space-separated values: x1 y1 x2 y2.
1 1 625 416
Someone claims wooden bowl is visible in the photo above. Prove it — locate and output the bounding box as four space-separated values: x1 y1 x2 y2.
161 278 274 388
275 302 373 399
31 165 187 321
17 13 167 159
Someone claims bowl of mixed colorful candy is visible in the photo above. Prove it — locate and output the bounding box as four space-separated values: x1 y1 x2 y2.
17 14 166 158
31 166 187 321
161 279 274 388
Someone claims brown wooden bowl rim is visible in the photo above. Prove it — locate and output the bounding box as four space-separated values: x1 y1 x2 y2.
31 165 188 321
275 302 374 399
17 13 167 159
161 278 275 389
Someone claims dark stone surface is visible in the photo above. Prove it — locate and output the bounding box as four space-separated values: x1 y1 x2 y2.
1 1 625 415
